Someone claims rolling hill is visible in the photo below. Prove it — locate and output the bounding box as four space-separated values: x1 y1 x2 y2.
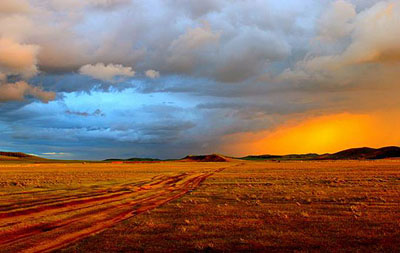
320 146 400 160
0 151 48 162
241 146 400 161
181 154 229 162
242 153 319 161
103 157 161 162
3 146 400 163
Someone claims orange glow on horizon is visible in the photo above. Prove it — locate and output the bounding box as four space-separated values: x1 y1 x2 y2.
225 111 400 156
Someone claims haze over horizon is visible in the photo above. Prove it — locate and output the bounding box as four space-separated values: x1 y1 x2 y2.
1 0 400 160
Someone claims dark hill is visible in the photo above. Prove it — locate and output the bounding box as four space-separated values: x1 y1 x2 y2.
241 146 400 161
182 154 228 162
104 157 160 162
323 146 400 160
0 151 47 162
242 154 282 160
242 153 319 161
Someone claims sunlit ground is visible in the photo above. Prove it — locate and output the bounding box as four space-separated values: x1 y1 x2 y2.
0 160 399 252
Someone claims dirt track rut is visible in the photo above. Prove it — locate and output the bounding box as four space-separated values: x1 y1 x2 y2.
0 167 225 253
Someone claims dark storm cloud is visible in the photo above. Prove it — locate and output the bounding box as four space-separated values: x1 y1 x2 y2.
197 101 314 116
1 0 310 82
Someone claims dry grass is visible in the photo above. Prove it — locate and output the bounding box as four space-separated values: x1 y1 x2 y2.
0 160 399 252
0 162 226 252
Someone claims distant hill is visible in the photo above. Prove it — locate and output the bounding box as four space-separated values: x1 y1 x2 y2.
242 153 319 161
104 157 161 162
0 151 48 162
181 154 228 162
241 146 400 161
321 146 400 160
4 146 400 163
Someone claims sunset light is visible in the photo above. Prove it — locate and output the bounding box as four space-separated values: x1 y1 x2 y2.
1 1 400 251
227 112 400 156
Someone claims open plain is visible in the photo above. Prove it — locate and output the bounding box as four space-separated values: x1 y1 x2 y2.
0 160 399 252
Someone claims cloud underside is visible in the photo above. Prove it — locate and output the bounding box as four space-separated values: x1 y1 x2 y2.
0 1 397 88
0 81 55 103
0 38 38 78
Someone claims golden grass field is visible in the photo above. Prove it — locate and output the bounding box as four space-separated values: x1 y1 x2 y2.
0 160 399 252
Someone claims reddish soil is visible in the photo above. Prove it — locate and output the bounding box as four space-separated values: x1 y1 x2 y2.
0 169 221 253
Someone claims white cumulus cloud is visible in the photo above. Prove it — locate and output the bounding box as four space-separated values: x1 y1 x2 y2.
145 69 160 79
79 63 135 82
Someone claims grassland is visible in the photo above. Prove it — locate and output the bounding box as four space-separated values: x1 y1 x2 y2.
0 160 399 252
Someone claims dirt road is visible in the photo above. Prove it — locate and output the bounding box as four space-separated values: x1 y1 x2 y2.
0 167 224 252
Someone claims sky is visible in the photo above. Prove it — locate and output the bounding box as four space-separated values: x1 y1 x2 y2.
1 0 400 160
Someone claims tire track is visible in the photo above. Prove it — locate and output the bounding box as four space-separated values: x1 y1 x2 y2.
0 180 149 212
0 167 224 253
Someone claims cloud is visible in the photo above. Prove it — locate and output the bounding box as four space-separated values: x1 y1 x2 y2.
0 0 31 14
87 0 132 10
43 0 132 11
170 23 220 51
0 73 6 82
0 38 39 79
197 101 312 116
317 0 356 41
145 69 160 79
1 0 400 159
171 0 224 18
166 23 220 74
343 1 400 64
79 63 135 82
277 1 400 92
0 0 310 84
0 81 55 103
215 27 291 82
42 152 69 155
66 109 105 117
